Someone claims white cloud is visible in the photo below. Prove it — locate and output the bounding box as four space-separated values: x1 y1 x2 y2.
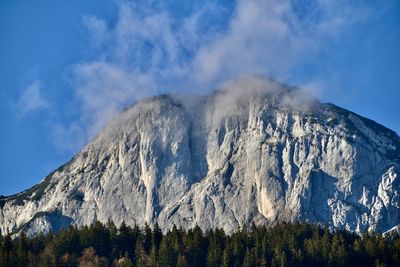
71 61 158 137
55 0 389 152
51 122 86 153
191 0 383 86
193 0 301 85
82 15 109 47
15 81 49 117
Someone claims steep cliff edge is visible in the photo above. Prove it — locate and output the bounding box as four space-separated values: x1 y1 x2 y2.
1 77 399 236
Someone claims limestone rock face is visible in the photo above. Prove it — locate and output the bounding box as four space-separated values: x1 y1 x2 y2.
1 77 399 236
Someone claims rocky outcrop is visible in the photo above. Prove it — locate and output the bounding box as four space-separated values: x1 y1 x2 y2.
1 76 399 236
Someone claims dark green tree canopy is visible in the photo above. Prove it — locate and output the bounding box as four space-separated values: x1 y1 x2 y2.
0 221 399 267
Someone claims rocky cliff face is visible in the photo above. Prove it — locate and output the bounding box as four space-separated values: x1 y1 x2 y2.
1 77 399 236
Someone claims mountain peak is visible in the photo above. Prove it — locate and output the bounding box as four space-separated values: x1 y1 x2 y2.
1 79 399 237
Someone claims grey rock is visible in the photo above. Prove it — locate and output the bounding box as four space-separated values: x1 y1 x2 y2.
1 76 399 236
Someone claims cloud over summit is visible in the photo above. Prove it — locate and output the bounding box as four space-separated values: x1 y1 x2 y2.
55 0 389 151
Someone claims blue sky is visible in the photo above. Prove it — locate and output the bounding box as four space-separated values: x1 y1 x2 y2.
0 0 399 196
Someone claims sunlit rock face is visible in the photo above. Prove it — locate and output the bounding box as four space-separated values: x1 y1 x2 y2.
1 76 399 236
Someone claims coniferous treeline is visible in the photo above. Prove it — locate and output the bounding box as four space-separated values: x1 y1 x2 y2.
0 221 399 267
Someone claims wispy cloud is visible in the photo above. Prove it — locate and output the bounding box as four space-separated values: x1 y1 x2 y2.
15 81 49 117
55 0 390 151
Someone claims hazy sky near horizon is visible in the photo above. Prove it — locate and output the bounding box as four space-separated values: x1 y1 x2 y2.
0 0 399 195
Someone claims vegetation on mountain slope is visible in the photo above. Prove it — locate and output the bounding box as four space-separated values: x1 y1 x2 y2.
1 221 399 267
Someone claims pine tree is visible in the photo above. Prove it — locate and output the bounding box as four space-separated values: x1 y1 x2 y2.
243 248 255 267
176 253 187 267
2 220 400 267
106 219 118 239
152 222 163 249
149 222 162 265
206 230 223 267
273 248 287 267
329 234 347 266
185 226 206 267
118 221 135 258
222 242 232 267
159 237 177 267
143 222 152 254
15 233 29 266
261 233 270 266
135 238 147 267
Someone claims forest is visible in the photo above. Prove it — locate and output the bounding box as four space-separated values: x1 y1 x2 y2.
0 221 399 267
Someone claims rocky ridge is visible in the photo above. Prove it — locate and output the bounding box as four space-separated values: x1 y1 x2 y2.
1 76 399 236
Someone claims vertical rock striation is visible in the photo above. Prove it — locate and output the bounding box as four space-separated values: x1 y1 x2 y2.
1 76 399 236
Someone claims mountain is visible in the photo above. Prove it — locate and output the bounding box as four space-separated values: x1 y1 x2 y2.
1 76 399 236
